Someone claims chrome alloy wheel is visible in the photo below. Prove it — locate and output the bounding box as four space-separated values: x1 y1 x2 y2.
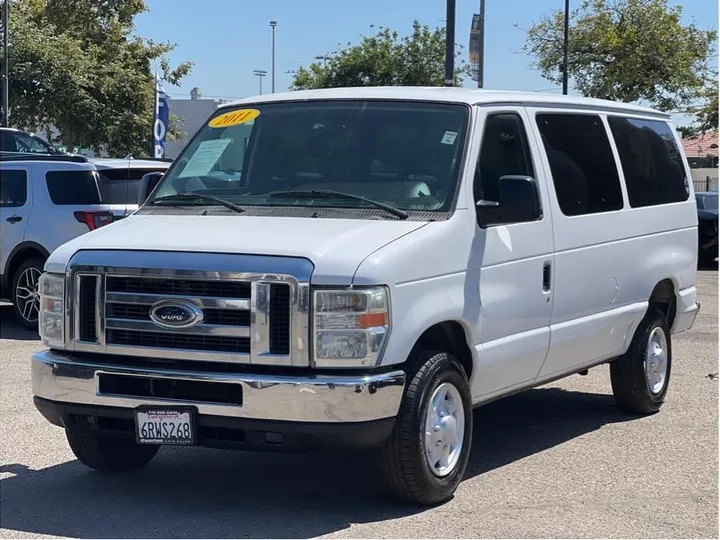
645 326 668 395
15 266 42 324
424 382 465 477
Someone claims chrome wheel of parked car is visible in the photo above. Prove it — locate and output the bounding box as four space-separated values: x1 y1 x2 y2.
11 257 44 329
424 382 465 477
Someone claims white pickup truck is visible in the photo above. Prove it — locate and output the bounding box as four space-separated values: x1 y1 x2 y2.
32 87 700 505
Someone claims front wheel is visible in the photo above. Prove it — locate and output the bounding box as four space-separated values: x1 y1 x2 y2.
380 351 473 506
610 308 671 415
11 257 44 330
66 430 160 472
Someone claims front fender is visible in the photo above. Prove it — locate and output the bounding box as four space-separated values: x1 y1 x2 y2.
380 271 479 371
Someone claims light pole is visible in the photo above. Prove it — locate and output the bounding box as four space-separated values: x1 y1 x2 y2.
562 0 570 95
315 55 330 67
269 20 277 93
2 0 9 127
253 69 267 95
477 0 485 89
444 0 456 86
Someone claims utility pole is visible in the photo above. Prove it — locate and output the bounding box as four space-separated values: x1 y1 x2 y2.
562 0 570 95
269 20 277 93
2 0 9 127
477 0 485 89
315 55 330 67
444 0 455 87
253 69 267 95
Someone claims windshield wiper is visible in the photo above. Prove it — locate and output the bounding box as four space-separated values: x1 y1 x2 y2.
150 193 245 214
268 189 409 220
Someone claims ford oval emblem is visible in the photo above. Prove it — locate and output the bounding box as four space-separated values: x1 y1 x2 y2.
149 300 204 329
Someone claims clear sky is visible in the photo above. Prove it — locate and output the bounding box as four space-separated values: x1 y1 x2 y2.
135 0 717 119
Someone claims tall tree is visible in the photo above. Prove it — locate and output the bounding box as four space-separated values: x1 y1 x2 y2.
4 0 192 156
291 21 468 90
691 75 718 133
522 0 716 111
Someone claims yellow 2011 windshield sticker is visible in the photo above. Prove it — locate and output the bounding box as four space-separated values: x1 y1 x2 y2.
208 108 260 128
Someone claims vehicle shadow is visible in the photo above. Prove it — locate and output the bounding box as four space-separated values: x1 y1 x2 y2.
1 386 635 539
0 305 39 341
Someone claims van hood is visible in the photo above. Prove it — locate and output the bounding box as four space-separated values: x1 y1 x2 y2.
46 214 428 285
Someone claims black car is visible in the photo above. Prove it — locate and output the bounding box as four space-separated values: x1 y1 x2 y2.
696 191 718 266
0 127 65 154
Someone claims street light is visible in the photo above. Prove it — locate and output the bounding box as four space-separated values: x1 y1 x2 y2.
269 21 277 93
253 69 267 95
562 0 570 95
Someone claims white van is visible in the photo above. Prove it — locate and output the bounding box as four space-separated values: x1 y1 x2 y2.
31 87 700 505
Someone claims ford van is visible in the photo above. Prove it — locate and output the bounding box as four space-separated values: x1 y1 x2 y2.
31 87 700 505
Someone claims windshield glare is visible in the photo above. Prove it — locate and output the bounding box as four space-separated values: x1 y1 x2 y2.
151 100 469 214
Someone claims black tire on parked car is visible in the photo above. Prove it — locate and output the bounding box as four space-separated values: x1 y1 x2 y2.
11 256 45 330
610 308 672 415
380 350 473 506
66 429 160 472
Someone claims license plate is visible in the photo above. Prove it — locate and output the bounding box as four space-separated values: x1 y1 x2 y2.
135 407 195 445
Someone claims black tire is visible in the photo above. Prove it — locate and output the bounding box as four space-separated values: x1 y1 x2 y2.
610 308 671 415
380 350 473 506
11 256 45 330
66 430 160 472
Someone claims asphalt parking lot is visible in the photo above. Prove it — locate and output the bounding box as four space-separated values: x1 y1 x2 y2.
0 270 717 539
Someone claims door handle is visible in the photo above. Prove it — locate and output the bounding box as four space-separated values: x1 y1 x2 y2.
542 261 552 292
6 215 22 224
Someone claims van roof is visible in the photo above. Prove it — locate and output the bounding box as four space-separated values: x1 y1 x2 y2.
221 87 669 119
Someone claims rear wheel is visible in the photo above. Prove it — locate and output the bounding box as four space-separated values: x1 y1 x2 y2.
610 308 671 415
380 350 472 506
11 257 44 330
66 430 160 472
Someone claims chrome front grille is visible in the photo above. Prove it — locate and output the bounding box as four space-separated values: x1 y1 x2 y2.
64 250 313 367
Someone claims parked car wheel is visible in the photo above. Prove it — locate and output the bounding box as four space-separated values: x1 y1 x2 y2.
11 257 45 330
66 429 160 472
380 350 473 506
610 308 671 415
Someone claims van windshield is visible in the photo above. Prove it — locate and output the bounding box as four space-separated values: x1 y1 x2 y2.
150 100 469 216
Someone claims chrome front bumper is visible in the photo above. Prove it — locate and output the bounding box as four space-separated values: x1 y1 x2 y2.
31 350 406 423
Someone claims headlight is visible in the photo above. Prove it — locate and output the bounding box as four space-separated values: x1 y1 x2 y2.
313 287 390 368
39 273 65 348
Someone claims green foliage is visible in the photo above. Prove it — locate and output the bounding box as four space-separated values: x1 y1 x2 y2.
523 0 717 111
4 0 192 157
690 76 718 133
291 21 468 90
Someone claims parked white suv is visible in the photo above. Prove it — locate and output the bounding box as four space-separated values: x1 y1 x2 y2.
31 88 700 505
0 154 169 328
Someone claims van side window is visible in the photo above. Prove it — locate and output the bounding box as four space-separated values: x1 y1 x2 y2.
536 113 624 216
0 170 28 207
607 117 689 207
475 113 534 204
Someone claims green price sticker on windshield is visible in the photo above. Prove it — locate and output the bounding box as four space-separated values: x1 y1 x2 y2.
208 109 260 128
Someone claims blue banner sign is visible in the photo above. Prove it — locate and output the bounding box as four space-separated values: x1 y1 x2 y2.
153 78 169 158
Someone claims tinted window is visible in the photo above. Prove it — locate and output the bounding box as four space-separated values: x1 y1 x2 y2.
697 193 718 211
97 167 167 204
608 117 689 208
0 170 28 207
152 100 469 215
14 132 53 153
536 113 624 216
46 170 101 205
475 113 535 203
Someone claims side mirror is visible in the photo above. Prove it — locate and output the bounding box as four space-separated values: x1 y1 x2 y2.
137 172 164 206
476 175 542 228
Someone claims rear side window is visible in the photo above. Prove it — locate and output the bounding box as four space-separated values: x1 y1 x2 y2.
0 170 28 207
536 113 624 216
607 117 689 208
46 170 101 205
96 167 167 204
